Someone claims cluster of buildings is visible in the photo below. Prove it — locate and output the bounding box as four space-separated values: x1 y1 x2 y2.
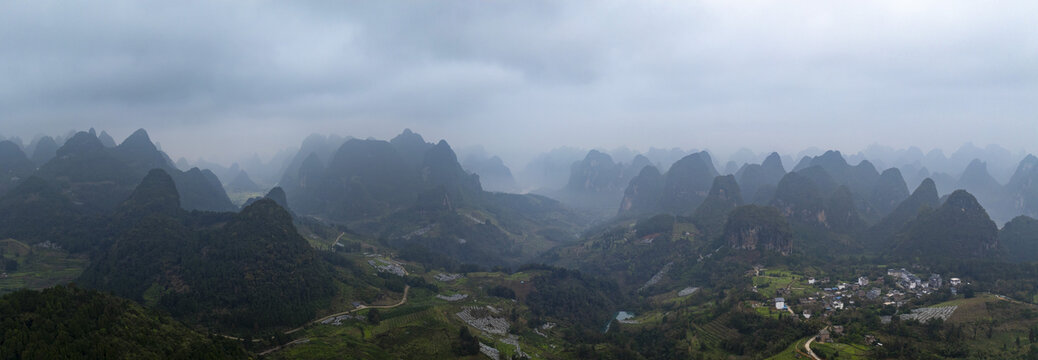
368 258 408 276
887 268 943 291
770 268 962 320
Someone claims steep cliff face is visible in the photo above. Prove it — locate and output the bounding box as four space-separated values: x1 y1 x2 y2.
1008 154 1038 218
692 175 744 239
617 165 665 217
658 152 719 214
735 152 786 205
723 205 793 255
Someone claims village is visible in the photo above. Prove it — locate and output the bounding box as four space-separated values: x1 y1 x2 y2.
752 265 967 348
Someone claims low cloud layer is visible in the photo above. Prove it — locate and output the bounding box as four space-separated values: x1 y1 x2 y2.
2 1 1036 164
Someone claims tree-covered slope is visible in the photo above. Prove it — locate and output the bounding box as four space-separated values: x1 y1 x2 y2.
79 170 334 331
0 285 247 359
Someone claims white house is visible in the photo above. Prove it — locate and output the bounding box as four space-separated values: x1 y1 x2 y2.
950 278 962 286
775 297 786 310
858 276 869 286
832 300 844 310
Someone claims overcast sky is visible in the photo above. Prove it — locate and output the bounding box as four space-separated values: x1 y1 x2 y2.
1 1 1036 166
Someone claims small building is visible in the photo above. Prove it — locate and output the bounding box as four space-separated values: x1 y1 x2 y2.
865 334 878 345
817 329 831 343
802 310 812 319
808 277 816 285
949 278 962 286
858 276 869 286
929 274 943 288
867 288 881 300
832 300 844 310
832 325 844 336
775 297 786 310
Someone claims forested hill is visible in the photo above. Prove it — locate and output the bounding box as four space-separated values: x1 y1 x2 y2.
78 169 334 332
30 129 235 212
277 129 591 267
0 285 248 359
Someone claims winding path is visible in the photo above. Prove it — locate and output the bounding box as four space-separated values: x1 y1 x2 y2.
802 327 826 360
218 285 410 355
285 285 410 334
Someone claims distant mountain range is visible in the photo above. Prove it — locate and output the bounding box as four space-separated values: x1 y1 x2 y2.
275 129 590 267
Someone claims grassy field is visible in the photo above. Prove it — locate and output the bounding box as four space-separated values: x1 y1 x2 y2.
810 342 870 359
753 268 818 299
766 337 811 360
930 293 1038 357
273 268 560 360
0 239 88 295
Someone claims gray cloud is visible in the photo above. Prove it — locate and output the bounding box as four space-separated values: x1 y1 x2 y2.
1 1 1036 165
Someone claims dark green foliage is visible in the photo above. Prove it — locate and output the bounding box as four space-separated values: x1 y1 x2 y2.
866 178 940 251
396 244 459 272
526 268 622 329
169 199 335 329
1000 215 1038 263
719 309 816 356
0 285 247 359
488 285 517 299
723 205 793 255
310 138 418 221
893 190 1002 260
771 171 826 224
0 176 98 251
367 308 382 325
825 185 866 234
635 214 676 238
122 169 181 216
454 327 480 356
79 174 334 331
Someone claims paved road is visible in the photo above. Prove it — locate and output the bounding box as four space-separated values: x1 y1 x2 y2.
803 328 825 360
218 285 410 346
285 285 410 334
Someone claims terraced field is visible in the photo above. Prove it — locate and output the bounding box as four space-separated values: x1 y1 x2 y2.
694 316 738 347
0 239 88 295
373 307 446 335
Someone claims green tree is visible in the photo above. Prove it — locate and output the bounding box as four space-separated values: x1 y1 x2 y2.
455 327 480 355
366 308 381 325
